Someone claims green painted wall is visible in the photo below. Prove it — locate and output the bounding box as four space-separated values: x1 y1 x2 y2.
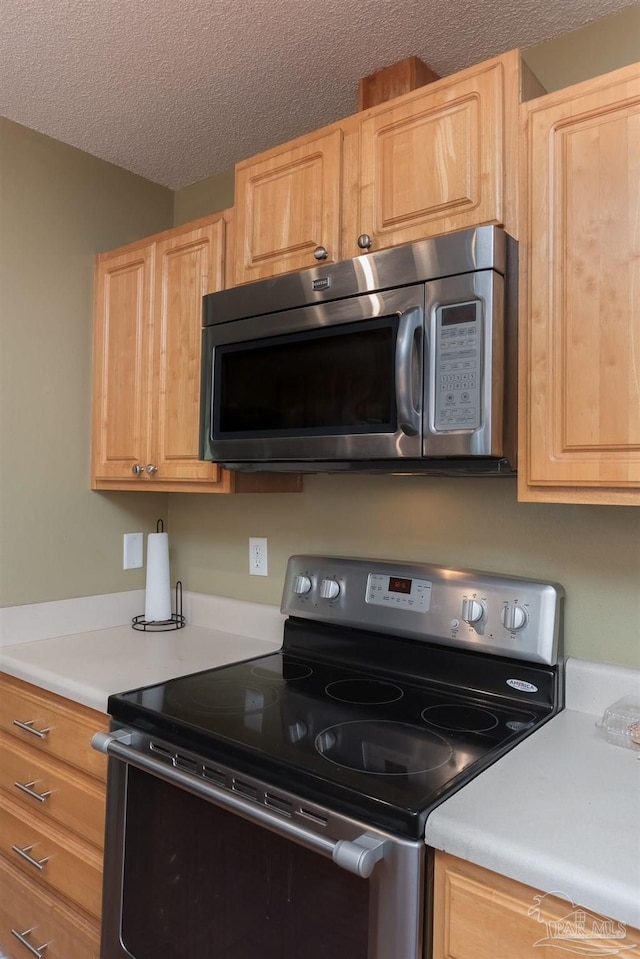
1 14 638 670
0 119 172 606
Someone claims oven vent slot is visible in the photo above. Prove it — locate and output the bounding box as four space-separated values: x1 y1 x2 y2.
149 742 174 761
232 778 259 801
174 753 200 774
202 765 226 786
298 807 328 827
264 792 293 817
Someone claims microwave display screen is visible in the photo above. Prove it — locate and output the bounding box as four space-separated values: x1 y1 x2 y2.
441 303 478 326
215 318 397 437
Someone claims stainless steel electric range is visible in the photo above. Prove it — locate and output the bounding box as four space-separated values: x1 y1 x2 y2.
94 555 565 959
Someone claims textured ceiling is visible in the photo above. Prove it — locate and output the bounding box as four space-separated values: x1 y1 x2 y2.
1 0 636 190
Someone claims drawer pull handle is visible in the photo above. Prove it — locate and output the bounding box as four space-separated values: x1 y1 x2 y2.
11 927 50 957
13 720 50 739
14 780 52 803
12 843 50 871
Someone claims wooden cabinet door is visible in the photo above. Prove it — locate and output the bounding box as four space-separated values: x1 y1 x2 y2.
519 63 640 505
432 851 640 959
234 128 343 283
358 57 506 253
150 220 226 487
0 855 100 959
91 244 154 484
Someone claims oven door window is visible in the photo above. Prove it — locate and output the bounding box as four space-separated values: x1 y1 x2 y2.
213 317 397 438
120 767 370 959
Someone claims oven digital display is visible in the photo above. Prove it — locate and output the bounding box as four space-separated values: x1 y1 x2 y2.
388 577 412 595
367 573 432 612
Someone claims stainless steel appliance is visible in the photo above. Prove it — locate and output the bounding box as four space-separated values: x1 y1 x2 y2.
94 556 564 959
199 226 517 474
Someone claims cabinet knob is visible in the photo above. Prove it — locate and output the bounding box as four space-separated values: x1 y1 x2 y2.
357 234 373 250
132 464 144 476
313 245 329 261
145 464 158 475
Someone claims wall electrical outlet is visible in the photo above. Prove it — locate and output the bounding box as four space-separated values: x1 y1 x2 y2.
249 537 268 576
123 532 144 570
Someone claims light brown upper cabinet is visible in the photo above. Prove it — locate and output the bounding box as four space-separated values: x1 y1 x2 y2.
234 128 344 282
92 213 300 493
233 51 536 285
519 62 640 505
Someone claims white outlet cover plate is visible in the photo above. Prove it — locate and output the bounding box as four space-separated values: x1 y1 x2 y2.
249 537 268 576
123 532 144 570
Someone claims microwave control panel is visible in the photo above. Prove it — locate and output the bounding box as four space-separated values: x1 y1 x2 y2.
434 300 481 432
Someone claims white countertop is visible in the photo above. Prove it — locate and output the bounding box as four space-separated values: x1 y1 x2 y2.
0 623 282 713
1 592 638 930
425 707 640 929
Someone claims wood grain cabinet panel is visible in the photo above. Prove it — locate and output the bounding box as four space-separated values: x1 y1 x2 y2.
0 676 105 958
0 732 105 849
92 212 301 493
432 852 640 959
0 674 107 780
0 792 102 919
234 128 344 283
0 855 100 959
234 51 531 282
91 242 154 482
519 62 640 505
358 56 506 252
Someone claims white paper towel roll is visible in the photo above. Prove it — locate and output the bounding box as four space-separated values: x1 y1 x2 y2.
144 532 172 622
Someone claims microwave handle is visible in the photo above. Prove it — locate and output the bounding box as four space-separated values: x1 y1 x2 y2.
395 307 423 437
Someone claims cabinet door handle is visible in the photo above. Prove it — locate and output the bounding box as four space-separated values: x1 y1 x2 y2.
12 843 50 871
14 780 52 803
11 928 50 957
13 719 50 739
313 245 329 260
145 463 158 475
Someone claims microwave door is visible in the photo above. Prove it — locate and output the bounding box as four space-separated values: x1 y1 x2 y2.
204 288 425 464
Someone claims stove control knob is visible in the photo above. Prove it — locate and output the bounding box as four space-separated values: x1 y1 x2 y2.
293 574 312 596
501 604 528 631
461 598 484 624
320 578 341 601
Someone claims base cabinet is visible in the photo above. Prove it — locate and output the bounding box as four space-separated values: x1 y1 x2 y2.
519 61 640 505
0 675 108 959
432 852 640 959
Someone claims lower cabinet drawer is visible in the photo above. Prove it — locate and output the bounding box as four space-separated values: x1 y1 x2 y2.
0 854 100 959
0 792 102 919
0 732 105 849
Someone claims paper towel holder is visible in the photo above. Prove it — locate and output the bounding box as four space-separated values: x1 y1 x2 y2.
132 580 186 632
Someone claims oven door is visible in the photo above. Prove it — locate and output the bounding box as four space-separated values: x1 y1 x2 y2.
95 730 427 959
199 285 425 464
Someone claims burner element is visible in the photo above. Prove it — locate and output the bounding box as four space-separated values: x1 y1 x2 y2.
421 703 499 733
250 661 313 681
167 679 279 714
325 679 403 705
315 720 454 775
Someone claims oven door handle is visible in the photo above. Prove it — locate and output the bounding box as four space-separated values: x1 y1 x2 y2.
395 306 423 437
92 730 388 879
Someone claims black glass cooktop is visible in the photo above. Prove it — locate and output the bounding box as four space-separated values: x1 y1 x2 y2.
108 620 556 838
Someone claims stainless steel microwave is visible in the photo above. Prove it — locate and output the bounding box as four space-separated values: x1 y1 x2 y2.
200 226 517 475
